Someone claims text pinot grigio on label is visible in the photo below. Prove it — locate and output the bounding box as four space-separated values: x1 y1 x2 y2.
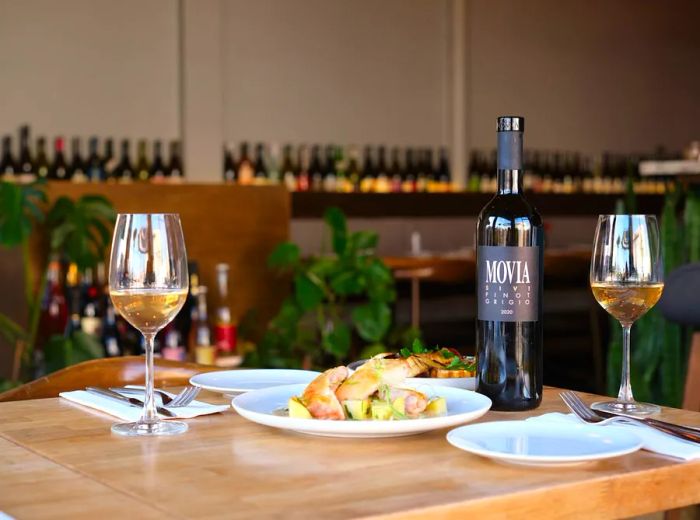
477 245 540 322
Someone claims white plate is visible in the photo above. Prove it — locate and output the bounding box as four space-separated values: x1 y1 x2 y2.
190 369 321 397
447 420 643 466
231 383 492 438
347 359 475 391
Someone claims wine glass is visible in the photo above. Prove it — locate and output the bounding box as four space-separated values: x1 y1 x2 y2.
108 214 189 436
590 214 664 416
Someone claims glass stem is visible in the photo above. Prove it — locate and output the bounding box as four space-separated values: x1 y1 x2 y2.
140 332 158 424
617 323 634 403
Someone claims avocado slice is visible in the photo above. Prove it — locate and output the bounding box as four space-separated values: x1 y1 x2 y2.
371 400 393 420
343 399 370 420
288 396 312 419
425 397 447 416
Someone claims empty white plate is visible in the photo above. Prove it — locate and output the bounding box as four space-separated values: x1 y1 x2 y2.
190 369 321 397
231 383 492 438
447 420 643 466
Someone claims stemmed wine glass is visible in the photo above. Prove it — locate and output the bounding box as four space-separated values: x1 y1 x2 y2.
590 214 664 416
108 214 189 436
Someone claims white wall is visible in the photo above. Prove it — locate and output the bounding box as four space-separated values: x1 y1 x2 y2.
468 0 700 156
221 0 451 149
0 0 180 143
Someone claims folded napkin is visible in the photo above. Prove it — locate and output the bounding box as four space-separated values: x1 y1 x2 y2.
528 412 700 461
60 389 229 421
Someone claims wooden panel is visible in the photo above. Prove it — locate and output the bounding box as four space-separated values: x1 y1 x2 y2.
0 436 166 519
0 388 698 519
41 182 291 338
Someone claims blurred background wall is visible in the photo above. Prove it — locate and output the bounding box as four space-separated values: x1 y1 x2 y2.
1 0 699 183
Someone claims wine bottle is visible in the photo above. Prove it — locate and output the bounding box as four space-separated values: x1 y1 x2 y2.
253 142 268 185
389 147 402 193
192 285 215 365
37 257 68 350
0 136 17 177
17 125 34 181
135 139 150 181
374 146 390 193
167 140 184 181
214 263 238 365
296 145 310 192
309 145 323 191
86 136 104 182
113 140 135 182
49 137 69 180
267 142 281 184
346 146 361 192
31 137 48 180
69 137 87 183
103 138 117 179
280 144 296 191
150 140 166 181
102 299 122 357
476 116 543 411
237 142 254 185
402 148 417 193
322 144 337 192
360 146 376 193
437 147 451 192
64 262 83 336
223 143 236 183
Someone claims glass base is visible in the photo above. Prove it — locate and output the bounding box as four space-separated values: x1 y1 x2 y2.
111 420 188 437
591 400 660 416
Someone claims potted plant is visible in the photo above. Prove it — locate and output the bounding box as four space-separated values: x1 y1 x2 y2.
0 180 116 388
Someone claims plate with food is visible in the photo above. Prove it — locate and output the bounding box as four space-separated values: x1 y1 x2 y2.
348 340 476 391
190 369 321 397
231 354 491 438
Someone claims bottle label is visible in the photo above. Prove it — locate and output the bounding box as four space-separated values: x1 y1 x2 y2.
477 245 540 322
215 324 237 353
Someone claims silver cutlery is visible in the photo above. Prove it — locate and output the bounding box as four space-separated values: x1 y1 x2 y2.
110 386 201 408
86 387 177 418
560 391 700 445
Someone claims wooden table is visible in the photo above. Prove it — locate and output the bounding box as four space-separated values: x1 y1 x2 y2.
0 388 699 519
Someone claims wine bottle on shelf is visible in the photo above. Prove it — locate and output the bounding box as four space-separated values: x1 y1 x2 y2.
161 327 186 361
49 137 69 180
323 144 337 192
223 143 237 183
192 285 215 365
150 140 167 181
86 137 104 182
103 138 117 178
389 147 402 193
346 146 361 192
0 136 17 177
267 143 281 184
476 116 543 411
374 146 390 193
37 257 68 350
69 137 87 183
101 299 122 357
214 263 238 365
135 139 150 181
280 144 296 191
34 137 50 180
402 148 417 193
296 145 310 192
167 140 184 181
237 142 254 185
436 147 451 192
308 145 323 191
415 149 431 192
64 263 82 336
334 146 350 193
253 142 268 185
360 146 376 193
17 125 34 182
113 140 135 182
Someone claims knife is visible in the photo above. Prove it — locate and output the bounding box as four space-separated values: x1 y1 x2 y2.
594 408 700 443
86 387 177 418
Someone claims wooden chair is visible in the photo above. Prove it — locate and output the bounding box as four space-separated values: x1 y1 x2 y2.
657 262 700 412
0 356 221 402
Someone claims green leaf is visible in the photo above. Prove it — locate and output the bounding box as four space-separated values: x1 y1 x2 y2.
294 273 325 311
324 207 347 255
323 322 351 358
359 343 388 360
330 271 365 295
44 332 103 374
348 231 378 253
0 181 45 247
268 242 301 269
0 312 27 345
352 302 391 342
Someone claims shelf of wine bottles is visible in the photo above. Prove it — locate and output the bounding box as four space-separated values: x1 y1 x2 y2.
223 141 673 195
0 125 184 183
36 258 236 375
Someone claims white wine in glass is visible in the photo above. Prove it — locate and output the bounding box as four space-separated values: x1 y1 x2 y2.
109 214 189 436
590 214 664 416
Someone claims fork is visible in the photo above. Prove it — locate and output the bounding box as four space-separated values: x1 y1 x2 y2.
111 386 201 408
560 391 700 444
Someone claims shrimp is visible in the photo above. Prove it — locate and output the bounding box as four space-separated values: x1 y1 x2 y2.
301 366 349 420
377 386 428 417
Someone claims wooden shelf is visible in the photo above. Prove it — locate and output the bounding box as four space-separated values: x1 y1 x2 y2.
291 192 664 218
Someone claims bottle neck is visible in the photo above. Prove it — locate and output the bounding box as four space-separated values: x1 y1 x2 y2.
497 130 523 195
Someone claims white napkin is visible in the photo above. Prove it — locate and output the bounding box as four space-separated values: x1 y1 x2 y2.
528 412 700 461
59 389 229 421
